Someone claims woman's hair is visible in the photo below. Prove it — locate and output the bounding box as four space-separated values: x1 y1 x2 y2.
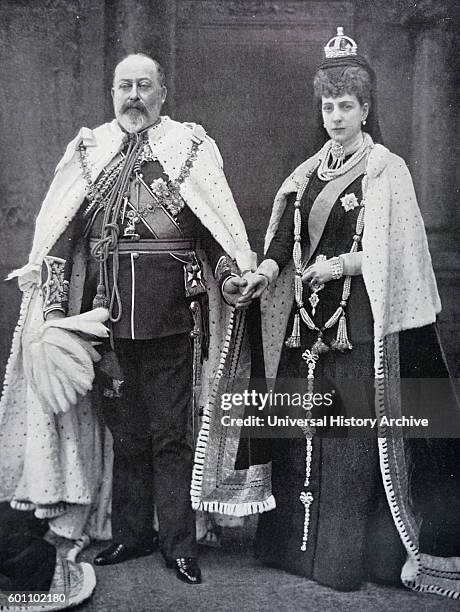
313 65 372 107
311 56 383 145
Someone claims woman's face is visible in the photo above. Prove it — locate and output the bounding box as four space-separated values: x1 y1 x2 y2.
321 94 368 148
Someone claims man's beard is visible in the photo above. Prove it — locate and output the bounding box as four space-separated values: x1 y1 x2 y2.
117 105 148 133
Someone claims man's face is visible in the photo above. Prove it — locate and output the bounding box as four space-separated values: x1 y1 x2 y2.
112 56 167 133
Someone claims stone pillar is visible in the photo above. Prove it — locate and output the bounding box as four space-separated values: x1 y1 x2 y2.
402 1 460 373
403 1 459 229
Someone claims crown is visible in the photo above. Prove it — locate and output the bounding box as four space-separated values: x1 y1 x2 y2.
324 27 357 58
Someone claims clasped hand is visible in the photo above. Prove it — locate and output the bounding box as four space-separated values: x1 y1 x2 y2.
222 273 268 309
224 259 335 309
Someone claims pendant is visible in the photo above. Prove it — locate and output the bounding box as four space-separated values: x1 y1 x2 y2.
126 209 140 223
330 140 345 166
123 210 140 239
308 255 326 315
302 348 319 394
311 334 329 355
309 291 320 315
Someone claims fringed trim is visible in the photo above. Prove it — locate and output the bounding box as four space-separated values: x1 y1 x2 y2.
10 499 36 511
377 436 420 558
34 502 69 519
407 556 460 599
190 310 235 508
226 311 246 380
191 310 264 516
285 311 301 348
192 495 276 518
404 582 460 600
331 313 352 352
375 336 420 561
214 310 236 382
374 336 460 599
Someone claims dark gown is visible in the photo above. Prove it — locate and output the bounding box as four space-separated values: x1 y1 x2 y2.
254 167 455 591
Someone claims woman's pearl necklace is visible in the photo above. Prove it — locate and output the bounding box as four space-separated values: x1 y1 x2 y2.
317 133 371 181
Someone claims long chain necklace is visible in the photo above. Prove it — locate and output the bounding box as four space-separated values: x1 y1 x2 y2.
286 160 367 552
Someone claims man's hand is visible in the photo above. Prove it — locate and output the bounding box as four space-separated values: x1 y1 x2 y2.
222 275 248 307
236 272 269 309
302 259 334 287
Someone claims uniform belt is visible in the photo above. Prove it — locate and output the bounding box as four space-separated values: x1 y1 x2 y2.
90 238 196 253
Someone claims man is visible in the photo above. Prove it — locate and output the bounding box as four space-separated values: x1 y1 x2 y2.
0 54 255 584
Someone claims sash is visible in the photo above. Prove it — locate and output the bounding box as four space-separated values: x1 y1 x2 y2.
304 156 367 267
126 175 183 239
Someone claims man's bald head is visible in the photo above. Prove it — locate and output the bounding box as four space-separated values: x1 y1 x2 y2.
111 54 167 133
113 54 166 88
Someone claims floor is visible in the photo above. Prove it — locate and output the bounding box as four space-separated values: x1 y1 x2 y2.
74 528 460 612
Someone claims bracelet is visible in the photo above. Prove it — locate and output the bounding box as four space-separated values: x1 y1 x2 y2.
329 256 344 280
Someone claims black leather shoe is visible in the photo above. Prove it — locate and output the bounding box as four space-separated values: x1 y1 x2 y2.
94 543 155 566
166 557 202 584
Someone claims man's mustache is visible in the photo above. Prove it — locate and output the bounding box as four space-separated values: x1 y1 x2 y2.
121 101 147 114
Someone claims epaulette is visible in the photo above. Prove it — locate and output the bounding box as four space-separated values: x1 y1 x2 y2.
79 127 97 148
184 122 207 144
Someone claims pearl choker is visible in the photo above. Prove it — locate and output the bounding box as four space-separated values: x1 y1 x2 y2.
317 133 372 181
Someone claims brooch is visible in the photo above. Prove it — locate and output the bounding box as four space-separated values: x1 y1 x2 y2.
340 193 360 212
150 178 185 216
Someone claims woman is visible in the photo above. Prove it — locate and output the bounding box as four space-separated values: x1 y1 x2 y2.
240 28 460 596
